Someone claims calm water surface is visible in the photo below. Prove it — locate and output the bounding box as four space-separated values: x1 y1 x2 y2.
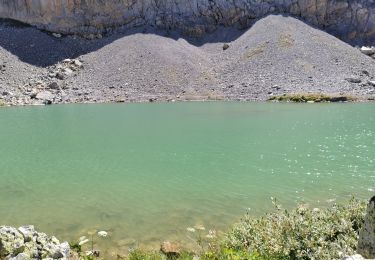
0 102 374 254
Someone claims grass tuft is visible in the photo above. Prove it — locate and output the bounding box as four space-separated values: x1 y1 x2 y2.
269 93 357 103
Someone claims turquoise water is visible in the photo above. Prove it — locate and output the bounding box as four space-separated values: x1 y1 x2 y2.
0 102 374 255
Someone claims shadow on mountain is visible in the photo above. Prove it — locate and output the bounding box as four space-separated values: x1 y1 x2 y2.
0 17 249 67
0 15 364 68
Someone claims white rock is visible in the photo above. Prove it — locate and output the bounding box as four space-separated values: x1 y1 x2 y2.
52 33 62 38
36 91 54 102
360 46 375 55
7 253 30 260
97 231 108 237
343 254 365 260
18 225 35 242
73 59 83 68
59 241 71 257
78 239 89 246
63 68 73 76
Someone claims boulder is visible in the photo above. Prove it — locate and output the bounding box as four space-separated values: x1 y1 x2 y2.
18 226 35 243
63 68 73 76
73 60 83 68
345 77 362 83
342 254 365 260
360 46 375 56
7 252 30 260
160 241 180 256
47 82 60 90
35 91 54 104
358 196 375 258
0 226 25 257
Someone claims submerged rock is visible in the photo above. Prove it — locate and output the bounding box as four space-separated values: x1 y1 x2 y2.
160 241 180 256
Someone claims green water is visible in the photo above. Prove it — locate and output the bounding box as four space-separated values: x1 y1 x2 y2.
0 102 374 255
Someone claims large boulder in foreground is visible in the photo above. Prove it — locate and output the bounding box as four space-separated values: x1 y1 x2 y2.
358 196 375 259
0 226 70 259
0 0 374 45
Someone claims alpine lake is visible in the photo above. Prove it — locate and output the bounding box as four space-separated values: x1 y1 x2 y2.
0 102 374 255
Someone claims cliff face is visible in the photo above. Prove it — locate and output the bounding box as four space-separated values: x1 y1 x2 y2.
0 0 374 44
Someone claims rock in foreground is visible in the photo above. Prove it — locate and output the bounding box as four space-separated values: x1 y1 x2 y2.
0 226 70 259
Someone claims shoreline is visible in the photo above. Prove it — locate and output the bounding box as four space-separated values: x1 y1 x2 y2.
1 93 374 108
1 197 372 259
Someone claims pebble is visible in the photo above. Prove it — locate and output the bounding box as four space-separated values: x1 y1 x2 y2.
345 77 362 83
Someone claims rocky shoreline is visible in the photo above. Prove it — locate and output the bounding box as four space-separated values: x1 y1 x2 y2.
1 197 374 259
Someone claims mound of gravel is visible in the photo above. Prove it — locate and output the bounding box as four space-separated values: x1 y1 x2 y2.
0 15 374 106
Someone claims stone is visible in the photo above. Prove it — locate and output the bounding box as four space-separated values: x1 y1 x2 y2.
358 196 375 258
0 226 25 257
18 226 35 243
368 81 375 86
73 60 83 68
29 89 38 99
342 254 365 260
345 77 362 83
55 72 65 80
52 33 61 38
2 91 13 96
63 68 73 76
160 241 180 256
8 253 30 260
47 82 60 90
97 231 108 237
59 242 70 258
35 91 54 104
360 46 375 56
223 43 230 50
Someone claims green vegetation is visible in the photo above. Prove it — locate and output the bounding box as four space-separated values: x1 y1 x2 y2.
269 93 357 103
123 198 366 259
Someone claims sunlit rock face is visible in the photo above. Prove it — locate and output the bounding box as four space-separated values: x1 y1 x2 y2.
0 0 374 44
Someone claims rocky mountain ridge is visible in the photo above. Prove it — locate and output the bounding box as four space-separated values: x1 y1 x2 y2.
0 0 374 44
